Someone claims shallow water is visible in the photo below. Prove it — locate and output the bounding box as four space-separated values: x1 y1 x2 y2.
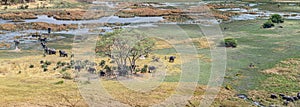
218 8 249 13
248 3 258 7
0 14 165 48
230 9 300 20
0 19 10 24
0 22 159 47
21 15 164 24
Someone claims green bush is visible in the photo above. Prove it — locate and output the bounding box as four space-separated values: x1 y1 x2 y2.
57 61 62 66
141 65 148 73
270 14 284 23
66 65 72 69
61 62 66 66
225 84 232 90
62 67 67 72
110 60 115 63
141 68 147 73
262 20 275 28
135 68 140 73
24 5 29 9
29 65 34 68
70 60 75 65
45 61 51 65
43 68 48 72
54 80 64 85
19 5 24 9
41 64 47 68
224 38 238 48
104 65 111 72
62 72 72 79
99 60 106 67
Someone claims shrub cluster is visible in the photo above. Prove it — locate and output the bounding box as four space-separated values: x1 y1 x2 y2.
224 38 238 48
262 14 284 28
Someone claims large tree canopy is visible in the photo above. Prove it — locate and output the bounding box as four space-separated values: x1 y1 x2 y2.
96 29 155 76
270 14 284 23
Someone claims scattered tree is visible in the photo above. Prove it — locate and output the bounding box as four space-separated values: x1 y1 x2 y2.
270 14 284 23
96 29 155 76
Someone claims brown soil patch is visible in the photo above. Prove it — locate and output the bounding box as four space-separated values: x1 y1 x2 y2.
0 23 17 31
0 12 37 20
0 22 78 31
117 7 182 17
184 5 241 21
0 10 108 20
0 42 11 49
114 3 188 22
42 10 108 20
207 4 249 10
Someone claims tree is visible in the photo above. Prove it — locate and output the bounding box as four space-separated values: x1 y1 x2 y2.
128 37 154 74
96 29 155 76
270 14 284 23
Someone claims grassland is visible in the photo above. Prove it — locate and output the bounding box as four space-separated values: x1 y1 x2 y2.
0 18 300 106
220 19 300 106
257 3 300 12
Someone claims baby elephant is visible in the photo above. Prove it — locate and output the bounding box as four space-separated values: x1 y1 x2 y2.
74 65 81 72
88 67 96 74
39 37 47 43
48 48 56 55
100 71 106 76
148 66 156 73
270 94 278 99
169 56 176 63
59 50 68 57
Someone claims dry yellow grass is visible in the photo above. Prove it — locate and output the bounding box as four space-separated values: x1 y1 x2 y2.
101 80 177 106
153 37 214 50
0 35 221 106
262 58 300 75
0 76 87 107
0 54 236 107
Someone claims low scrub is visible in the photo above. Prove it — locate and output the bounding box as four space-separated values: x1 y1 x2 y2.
223 38 238 48
262 20 275 28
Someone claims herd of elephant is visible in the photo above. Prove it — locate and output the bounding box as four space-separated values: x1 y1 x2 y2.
39 37 69 57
